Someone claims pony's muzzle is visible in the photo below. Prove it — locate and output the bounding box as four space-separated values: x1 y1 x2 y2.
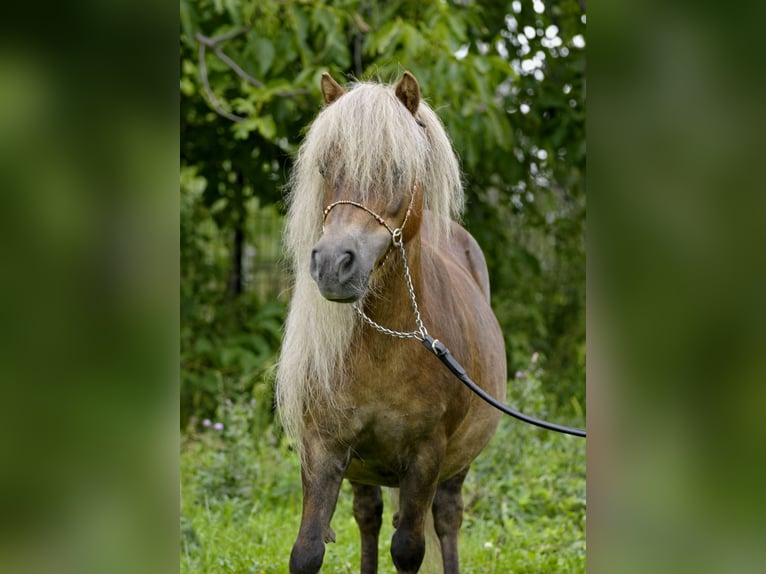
310 243 365 302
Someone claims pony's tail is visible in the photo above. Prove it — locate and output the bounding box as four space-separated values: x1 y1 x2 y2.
422 508 443 574
385 488 443 574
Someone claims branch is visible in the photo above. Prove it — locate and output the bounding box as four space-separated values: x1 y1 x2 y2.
197 42 245 123
196 32 264 88
199 25 253 47
216 45 266 88
195 25 313 122
353 12 371 78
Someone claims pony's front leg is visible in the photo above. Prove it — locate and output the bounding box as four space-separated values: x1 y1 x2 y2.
289 440 349 574
390 448 443 574
351 482 383 574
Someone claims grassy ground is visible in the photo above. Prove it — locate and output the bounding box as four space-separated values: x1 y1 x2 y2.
180 373 585 573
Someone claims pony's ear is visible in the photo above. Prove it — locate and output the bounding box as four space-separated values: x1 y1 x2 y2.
395 71 421 116
321 72 345 105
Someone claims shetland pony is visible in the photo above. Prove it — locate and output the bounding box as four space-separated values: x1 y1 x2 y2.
276 71 506 574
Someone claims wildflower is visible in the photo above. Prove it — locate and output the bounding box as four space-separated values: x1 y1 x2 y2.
515 371 523 379
202 418 211 428
531 352 539 364
484 541 494 548
213 422 224 431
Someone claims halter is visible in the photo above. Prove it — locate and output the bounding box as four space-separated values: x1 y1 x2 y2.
321 186 428 341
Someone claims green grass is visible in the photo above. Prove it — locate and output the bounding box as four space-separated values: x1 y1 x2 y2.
180 375 585 573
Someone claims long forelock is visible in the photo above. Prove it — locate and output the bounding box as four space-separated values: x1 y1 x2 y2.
276 79 464 448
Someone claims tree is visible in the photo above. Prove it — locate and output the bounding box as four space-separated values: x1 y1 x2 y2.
180 0 586 423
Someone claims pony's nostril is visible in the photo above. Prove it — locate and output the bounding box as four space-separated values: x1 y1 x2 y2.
338 250 354 269
336 250 355 281
310 248 321 279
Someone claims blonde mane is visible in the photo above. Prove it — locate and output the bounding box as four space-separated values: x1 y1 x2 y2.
275 79 464 446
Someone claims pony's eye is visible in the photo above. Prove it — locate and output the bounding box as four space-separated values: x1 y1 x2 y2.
387 194 405 215
319 162 327 178
392 165 403 186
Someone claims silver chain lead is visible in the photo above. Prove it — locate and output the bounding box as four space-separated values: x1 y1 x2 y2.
352 233 428 341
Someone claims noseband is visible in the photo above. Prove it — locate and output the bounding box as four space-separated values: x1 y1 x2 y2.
321 186 428 340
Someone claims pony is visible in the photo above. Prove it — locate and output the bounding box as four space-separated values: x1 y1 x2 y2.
276 71 507 574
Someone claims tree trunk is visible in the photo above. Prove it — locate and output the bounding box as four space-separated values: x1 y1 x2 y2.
228 171 244 297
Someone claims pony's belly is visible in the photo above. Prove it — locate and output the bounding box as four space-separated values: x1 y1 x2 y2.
345 458 401 487
341 411 437 486
341 410 499 487
343 440 489 487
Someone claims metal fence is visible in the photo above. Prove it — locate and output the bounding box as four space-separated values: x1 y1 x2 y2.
244 204 290 302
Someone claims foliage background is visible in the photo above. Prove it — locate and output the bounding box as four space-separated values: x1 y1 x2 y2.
180 0 585 571
180 0 585 427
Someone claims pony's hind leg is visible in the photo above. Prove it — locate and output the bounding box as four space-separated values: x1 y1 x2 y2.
432 468 469 574
289 439 349 574
351 482 383 574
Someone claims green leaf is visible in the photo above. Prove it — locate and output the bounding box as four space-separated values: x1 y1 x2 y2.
446 12 467 43
289 4 310 66
231 97 255 115
252 37 275 76
194 338 213 354
210 198 228 214
311 4 334 34
254 116 276 140
369 20 401 55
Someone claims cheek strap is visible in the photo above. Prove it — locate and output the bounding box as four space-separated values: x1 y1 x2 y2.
321 185 417 243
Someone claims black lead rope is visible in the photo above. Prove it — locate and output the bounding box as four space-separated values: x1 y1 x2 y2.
421 334 587 438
